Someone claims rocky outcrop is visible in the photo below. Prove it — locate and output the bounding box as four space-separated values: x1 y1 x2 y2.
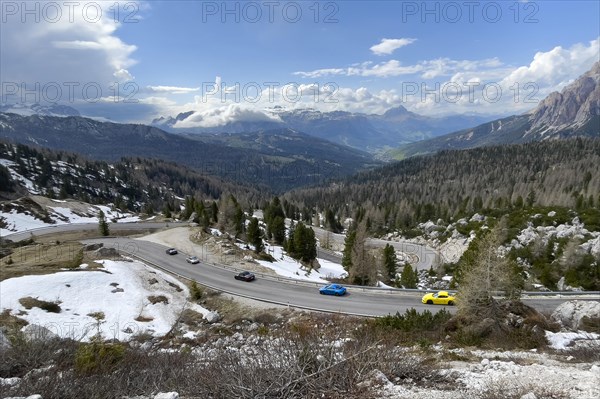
552 300 600 331
529 61 600 132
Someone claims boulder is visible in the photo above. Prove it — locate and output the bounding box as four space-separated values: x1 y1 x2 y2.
84 243 103 251
22 324 58 342
552 300 600 331
95 247 119 258
204 311 221 324
154 393 179 399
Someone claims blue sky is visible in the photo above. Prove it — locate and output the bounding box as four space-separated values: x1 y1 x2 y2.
1 1 599 124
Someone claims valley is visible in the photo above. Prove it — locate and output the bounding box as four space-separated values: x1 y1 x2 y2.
1 9 599 397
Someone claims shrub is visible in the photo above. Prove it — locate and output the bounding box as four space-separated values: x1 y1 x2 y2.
74 340 125 375
374 308 452 332
190 281 203 301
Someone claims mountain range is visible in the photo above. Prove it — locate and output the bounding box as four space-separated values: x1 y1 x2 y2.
151 106 495 153
1 63 598 194
388 61 600 159
0 113 377 192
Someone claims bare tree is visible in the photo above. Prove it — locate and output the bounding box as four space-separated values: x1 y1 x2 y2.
457 221 523 317
349 221 377 286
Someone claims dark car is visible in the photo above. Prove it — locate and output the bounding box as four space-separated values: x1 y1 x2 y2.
166 248 178 255
234 271 256 282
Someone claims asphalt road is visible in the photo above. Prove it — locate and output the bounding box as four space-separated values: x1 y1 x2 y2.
5 223 593 317
87 236 579 316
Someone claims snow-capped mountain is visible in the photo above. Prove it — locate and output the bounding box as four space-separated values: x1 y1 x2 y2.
0 103 80 117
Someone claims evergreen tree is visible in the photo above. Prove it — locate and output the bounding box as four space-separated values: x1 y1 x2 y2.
98 210 110 236
265 196 286 242
400 264 418 288
382 244 397 282
246 217 263 253
271 216 286 245
289 222 317 264
342 225 357 272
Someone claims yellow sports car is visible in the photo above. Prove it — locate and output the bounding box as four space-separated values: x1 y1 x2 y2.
421 291 455 306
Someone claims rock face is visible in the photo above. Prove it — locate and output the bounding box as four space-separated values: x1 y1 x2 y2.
530 61 600 131
552 300 600 330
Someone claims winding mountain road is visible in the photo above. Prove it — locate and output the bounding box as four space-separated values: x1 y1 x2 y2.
4 223 594 317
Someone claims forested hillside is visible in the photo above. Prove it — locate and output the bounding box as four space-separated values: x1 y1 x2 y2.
286 138 600 232
0 141 264 213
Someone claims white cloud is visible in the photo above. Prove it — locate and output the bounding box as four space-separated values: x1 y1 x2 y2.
499 38 600 92
146 86 200 94
1 2 140 104
370 38 416 55
173 104 282 128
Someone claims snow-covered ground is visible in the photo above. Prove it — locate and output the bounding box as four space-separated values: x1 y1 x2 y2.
0 260 209 341
0 202 141 236
259 242 347 283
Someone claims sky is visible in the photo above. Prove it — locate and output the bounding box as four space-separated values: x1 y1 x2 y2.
1 0 599 125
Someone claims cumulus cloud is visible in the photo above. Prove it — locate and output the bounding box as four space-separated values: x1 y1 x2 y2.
1 1 140 104
370 38 416 55
499 38 600 92
173 104 282 128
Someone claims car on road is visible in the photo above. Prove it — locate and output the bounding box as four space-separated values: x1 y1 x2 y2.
165 248 178 255
319 284 347 296
234 271 256 282
422 291 455 305
186 256 200 264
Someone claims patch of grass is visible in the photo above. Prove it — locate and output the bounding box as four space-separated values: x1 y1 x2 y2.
74 340 126 375
0 242 89 281
147 295 168 305
166 280 183 292
178 309 204 328
18 297 61 313
87 312 105 321
0 309 28 331
134 315 154 322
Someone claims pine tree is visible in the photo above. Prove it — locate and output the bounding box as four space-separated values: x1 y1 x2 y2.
342 225 356 272
98 210 110 236
271 216 286 245
400 264 418 288
246 217 263 253
382 244 397 282
289 222 317 264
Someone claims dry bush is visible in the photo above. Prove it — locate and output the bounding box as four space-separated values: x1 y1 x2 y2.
463 379 570 399
18 297 61 313
147 295 168 304
1 313 449 399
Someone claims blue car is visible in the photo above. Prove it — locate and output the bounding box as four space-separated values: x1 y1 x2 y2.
319 284 347 296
